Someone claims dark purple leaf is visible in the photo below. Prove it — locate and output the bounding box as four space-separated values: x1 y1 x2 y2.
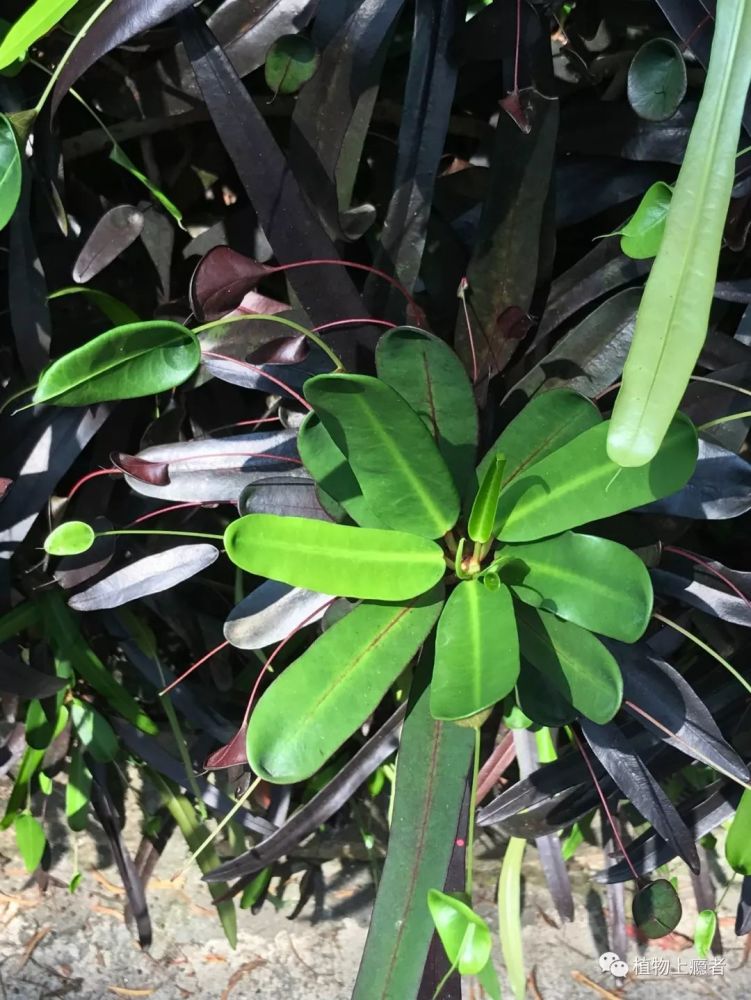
640 439 751 519
609 640 749 783
238 474 332 521
50 0 199 117
68 544 220 611
72 205 145 284
288 0 405 241
205 724 248 771
477 752 589 828
595 782 741 883
248 336 309 365
513 730 574 922
0 407 109 600
204 703 405 883
368 0 465 315
199 348 330 396
89 764 151 948
224 580 332 650
190 246 275 321
112 719 275 838
651 567 751 628
9 167 51 377
737 877 751 936
451 87 557 383
0 650 67 699
178 8 379 364
580 718 700 873
111 452 170 486
122 430 299 502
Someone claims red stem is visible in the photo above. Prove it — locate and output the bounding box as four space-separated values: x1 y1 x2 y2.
268 259 420 315
67 467 121 500
160 639 230 696
202 351 312 411
128 501 230 527
514 0 522 93
663 545 751 613
311 317 397 334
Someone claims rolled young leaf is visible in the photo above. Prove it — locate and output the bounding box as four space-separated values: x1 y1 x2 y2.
32 321 200 406
224 514 446 600
427 890 492 975
304 373 459 538
246 586 444 782
431 580 519 721
607 0 751 465
496 414 697 542
726 789 751 876
495 532 653 642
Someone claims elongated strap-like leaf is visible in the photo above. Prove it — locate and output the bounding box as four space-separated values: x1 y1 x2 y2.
68 544 219 611
224 514 445 600
609 639 750 783
607 0 751 465
247 586 444 783
204 705 405 883
496 414 697 542
376 327 478 500
517 605 623 724
581 718 700 872
305 373 459 538
431 580 519 720
33 322 200 406
496 532 652 642
353 650 474 999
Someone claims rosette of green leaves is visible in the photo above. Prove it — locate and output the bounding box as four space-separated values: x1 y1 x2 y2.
222 328 698 784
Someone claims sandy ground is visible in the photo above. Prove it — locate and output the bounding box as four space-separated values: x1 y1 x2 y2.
0 789 749 999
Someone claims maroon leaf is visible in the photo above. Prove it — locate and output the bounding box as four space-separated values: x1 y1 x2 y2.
248 336 309 365
111 452 170 486
0 478 11 501
205 724 248 771
73 205 145 284
190 246 275 321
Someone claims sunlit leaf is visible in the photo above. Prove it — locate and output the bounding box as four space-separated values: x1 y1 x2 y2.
726 789 751 876
427 889 492 975
14 812 46 871
225 514 445 600
693 909 717 959
265 34 320 95
70 698 119 762
0 0 80 70
617 181 672 259
0 113 22 230
44 521 95 556
32 321 200 406
632 879 682 938
66 746 92 832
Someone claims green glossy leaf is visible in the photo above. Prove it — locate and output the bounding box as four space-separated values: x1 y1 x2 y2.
38 772 53 795
305 373 460 538
25 699 60 750
66 746 91 832
109 145 183 224
69 698 118 762
495 532 653 641
0 113 21 230
618 181 672 259
14 812 46 872
247 586 444 783
0 0 80 69
468 455 505 543
225 514 445 600
69 871 83 892
1 705 67 829
33 321 200 406
627 38 687 122
498 836 527 1000
726 788 751 875
353 650 474 999
515 664 576 726
517 605 622 724
427 890 492 975
265 34 320 95
632 879 682 938
497 414 697 542
431 580 519 721
0 18 27 76
297 413 386 528
48 285 140 326
476 959 502 1000
608 0 751 466
376 327 479 500
44 520 95 556
694 909 717 959
479 388 602 529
